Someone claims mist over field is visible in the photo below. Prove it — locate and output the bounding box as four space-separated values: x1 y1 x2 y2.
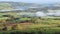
0 1 60 17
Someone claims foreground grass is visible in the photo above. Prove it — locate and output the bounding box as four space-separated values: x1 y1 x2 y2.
0 27 60 34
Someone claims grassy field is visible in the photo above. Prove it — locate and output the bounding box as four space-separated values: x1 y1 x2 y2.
0 12 60 34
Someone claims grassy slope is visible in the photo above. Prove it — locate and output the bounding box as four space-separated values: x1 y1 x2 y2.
0 12 60 34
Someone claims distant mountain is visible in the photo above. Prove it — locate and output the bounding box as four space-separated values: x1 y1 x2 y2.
0 1 60 12
0 2 40 10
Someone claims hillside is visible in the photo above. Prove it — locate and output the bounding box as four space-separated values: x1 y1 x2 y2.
0 2 60 12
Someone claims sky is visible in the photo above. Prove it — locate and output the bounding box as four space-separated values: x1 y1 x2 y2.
0 0 60 4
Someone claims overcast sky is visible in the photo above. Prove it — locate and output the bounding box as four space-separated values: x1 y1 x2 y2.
0 0 60 4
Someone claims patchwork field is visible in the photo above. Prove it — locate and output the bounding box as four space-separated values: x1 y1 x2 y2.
0 12 60 34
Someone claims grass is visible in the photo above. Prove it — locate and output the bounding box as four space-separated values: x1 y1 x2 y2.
0 12 60 34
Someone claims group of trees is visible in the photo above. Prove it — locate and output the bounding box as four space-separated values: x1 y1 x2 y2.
0 24 23 31
0 14 45 31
